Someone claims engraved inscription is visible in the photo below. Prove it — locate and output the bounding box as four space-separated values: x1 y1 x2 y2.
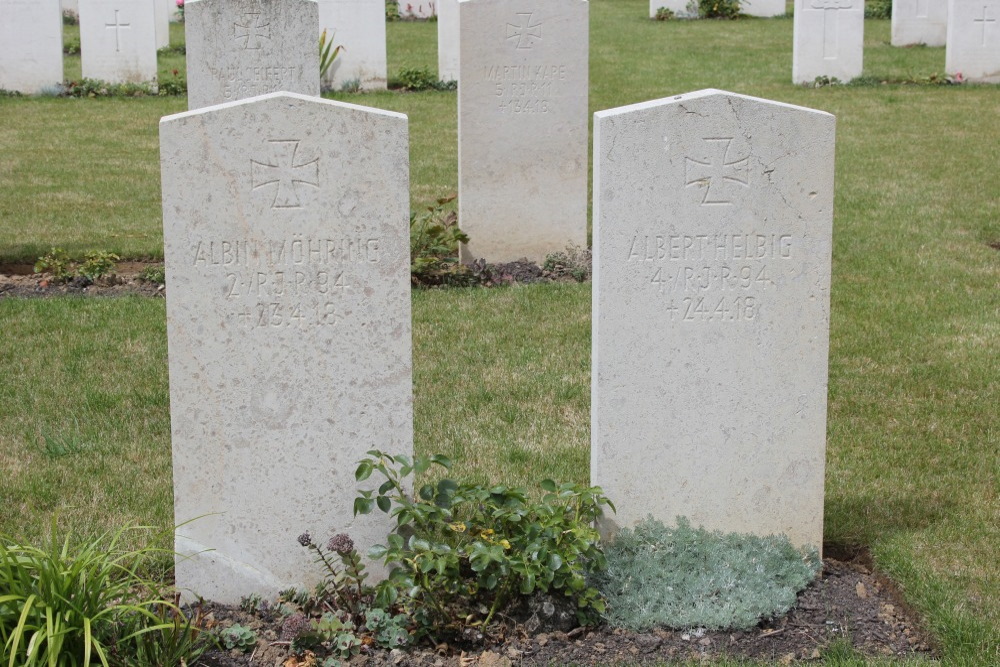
105 10 131 53
235 12 270 50
809 0 853 60
628 233 794 323
207 64 302 101
485 64 566 114
233 302 341 330
685 138 750 206
506 13 542 50
251 140 319 209
974 6 997 47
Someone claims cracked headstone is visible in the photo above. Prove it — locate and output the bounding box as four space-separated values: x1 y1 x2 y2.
592 89 835 554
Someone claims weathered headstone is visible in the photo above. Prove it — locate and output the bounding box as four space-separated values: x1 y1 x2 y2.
649 0 696 19
79 0 158 85
458 0 588 264
946 0 1000 82
317 0 387 91
742 0 786 17
155 0 172 48
891 0 948 46
185 0 320 110
0 0 64 94
437 0 459 83
792 0 864 84
161 92 412 603
592 89 835 553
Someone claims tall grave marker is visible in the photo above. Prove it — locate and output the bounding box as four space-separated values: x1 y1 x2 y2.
437 0 459 83
161 93 412 603
946 0 1000 82
317 0 387 91
80 0 158 85
458 0 588 264
592 90 835 552
792 0 863 84
186 0 320 110
0 0 64 94
891 0 948 46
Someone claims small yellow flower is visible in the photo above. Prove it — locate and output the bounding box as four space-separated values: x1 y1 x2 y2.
499 539 511 550
448 522 467 533
480 529 495 537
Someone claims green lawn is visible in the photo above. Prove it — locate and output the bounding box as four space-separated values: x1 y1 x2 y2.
1 1 998 662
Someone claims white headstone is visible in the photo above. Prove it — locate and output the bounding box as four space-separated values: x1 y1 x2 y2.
458 0 588 264
649 0 696 19
79 0 158 85
742 0 786 17
161 92 412 604
891 0 948 46
592 89 835 553
946 0 1000 82
155 0 172 48
399 0 436 18
317 0 387 91
0 0 64 94
185 0 320 110
437 0 459 83
792 0 864 84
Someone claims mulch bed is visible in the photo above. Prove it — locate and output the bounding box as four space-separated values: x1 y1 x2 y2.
194 549 933 666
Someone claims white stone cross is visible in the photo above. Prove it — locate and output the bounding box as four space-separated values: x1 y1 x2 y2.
684 137 750 206
506 12 542 49
810 0 853 59
974 5 997 47
250 140 320 209
235 12 271 50
105 9 131 53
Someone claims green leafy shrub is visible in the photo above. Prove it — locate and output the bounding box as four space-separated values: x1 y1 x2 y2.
385 0 400 21
78 250 120 281
319 29 344 80
593 517 821 631
139 264 166 285
354 450 615 639
158 70 187 96
410 194 474 286
865 0 892 19
698 0 742 19
654 7 676 20
0 519 210 666
62 78 156 98
391 66 455 91
34 247 73 283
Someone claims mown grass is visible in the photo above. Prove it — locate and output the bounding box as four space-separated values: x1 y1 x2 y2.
1 1 998 662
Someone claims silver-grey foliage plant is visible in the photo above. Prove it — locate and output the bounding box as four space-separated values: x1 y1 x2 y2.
593 517 820 631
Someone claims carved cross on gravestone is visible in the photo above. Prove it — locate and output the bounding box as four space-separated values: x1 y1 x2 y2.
684 137 750 206
250 140 320 209
235 12 271 50
105 9 131 53
974 5 997 47
810 0 853 59
506 12 542 49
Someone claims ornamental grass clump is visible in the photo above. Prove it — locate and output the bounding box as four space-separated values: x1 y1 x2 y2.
0 519 210 667
594 517 820 632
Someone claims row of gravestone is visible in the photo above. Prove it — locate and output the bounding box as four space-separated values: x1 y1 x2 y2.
162 85 834 603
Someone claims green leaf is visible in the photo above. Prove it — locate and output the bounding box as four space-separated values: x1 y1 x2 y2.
354 497 374 516
540 479 557 492
376 495 392 513
355 461 374 482
431 453 453 469
520 572 536 594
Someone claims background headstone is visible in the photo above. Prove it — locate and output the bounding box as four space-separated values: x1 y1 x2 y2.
946 0 1000 82
317 0 387 91
891 0 948 46
592 89 835 552
155 0 172 48
185 0 320 110
161 92 412 603
741 0 786 17
62 0 79 15
0 0 64 94
80 0 158 85
437 0 459 83
792 0 864 84
458 0 588 264
649 0 696 19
